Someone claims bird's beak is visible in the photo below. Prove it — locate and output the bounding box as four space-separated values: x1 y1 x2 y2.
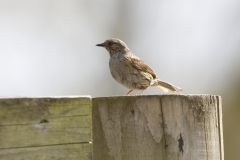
96 43 105 47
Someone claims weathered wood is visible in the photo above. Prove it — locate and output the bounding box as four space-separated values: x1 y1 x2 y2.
0 96 92 160
0 144 92 160
92 95 223 160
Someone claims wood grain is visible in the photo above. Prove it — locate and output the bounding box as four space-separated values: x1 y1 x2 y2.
0 97 92 160
92 95 223 160
0 144 92 160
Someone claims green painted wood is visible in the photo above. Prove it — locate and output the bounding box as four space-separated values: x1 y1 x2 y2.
0 97 91 125
0 143 92 160
0 96 92 160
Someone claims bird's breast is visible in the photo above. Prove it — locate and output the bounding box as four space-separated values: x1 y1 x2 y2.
109 56 152 90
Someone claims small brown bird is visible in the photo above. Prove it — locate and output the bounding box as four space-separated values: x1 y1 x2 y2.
96 38 182 96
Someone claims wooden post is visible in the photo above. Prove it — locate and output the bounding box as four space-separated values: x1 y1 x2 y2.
92 95 224 160
0 97 92 160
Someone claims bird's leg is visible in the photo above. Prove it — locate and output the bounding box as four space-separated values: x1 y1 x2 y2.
125 90 133 96
139 89 145 95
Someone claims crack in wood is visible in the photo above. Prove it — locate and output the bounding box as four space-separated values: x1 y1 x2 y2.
0 142 90 150
159 97 168 150
178 133 184 154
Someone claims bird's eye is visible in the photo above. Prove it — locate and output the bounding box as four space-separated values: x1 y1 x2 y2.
108 42 112 45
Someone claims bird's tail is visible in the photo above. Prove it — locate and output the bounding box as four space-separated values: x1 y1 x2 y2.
156 79 183 92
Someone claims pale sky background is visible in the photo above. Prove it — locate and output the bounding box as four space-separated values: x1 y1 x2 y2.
0 1 240 159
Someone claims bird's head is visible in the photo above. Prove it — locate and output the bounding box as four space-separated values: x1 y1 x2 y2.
96 38 129 55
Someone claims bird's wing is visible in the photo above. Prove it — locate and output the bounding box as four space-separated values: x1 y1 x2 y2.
126 55 157 78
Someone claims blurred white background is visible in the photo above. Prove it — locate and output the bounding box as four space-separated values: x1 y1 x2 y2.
0 0 240 159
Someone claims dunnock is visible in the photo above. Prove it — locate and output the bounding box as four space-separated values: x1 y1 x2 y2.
96 38 182 95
